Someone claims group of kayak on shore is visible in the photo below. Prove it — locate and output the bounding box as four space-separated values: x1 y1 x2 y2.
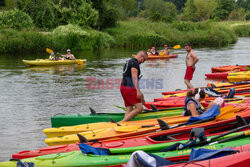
49 49 76 60
147 44 171 56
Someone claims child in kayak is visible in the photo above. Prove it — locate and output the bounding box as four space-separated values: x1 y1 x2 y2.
150 47 159 56
49 52 56 60
184 88 224 116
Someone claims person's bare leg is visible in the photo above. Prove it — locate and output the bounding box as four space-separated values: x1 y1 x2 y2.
124 106 133 118
184 79 193 89
205 102 216 111
120 103 143 122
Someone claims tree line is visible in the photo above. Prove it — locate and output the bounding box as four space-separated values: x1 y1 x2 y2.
0 0 249 30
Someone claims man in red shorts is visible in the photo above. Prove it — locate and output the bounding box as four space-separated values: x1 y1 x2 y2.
184 43 199 89
120 51 148 122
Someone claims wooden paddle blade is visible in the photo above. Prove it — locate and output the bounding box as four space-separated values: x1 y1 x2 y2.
46 48 54 54
173 45 181 49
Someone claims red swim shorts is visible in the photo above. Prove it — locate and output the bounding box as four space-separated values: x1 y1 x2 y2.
184 66 195 80
120 86 142 107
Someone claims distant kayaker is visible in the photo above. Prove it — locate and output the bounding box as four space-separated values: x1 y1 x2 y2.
61 49 76 60
163 44 171 55
184 88 223 116
184 43 199 89
150 47 159 56
120 51 148 122
49 52 56 60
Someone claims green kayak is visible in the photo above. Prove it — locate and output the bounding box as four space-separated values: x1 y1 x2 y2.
1 132 248 167
51 107 184 127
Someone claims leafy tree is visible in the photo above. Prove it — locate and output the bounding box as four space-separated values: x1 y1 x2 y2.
0 9 33 29
53 0 98 28
144 0 177 22
183 0 197 21
116 0 136 18
228 7 246 20
213 0 236 20
236 0 250 10
24 0 55 29
0 0 5 8
90 0 119 30
165 0 186 12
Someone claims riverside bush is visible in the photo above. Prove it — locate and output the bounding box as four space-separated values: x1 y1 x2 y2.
52 24 114 50
233 25 250 37
0 24 114 53
0 9 33 29
104 19 238 48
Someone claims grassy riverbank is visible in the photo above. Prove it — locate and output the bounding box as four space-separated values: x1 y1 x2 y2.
0 20 249 53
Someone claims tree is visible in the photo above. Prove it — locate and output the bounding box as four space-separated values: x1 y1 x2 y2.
165 0 186 12
228 7 246 20
90 0 119 29
144 0 177 22
183 0 197 21
236 0 250 10
213 0 236 20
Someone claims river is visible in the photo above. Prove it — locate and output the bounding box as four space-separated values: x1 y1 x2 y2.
0 37 249 161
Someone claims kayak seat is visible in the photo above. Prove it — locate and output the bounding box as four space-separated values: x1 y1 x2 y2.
151 135 176 141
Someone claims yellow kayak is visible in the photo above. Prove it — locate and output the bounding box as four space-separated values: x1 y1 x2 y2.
44 115 188 138
228 71 250 76
44 106 243 146
22 59 87 66
227 75 250 82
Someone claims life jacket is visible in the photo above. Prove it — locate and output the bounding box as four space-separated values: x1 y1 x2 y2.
183 97 204 116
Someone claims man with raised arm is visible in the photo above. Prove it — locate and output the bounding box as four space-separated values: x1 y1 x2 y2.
184 43 199 89
120 51 148 122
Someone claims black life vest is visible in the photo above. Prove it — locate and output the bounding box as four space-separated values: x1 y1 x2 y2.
183 97 204 116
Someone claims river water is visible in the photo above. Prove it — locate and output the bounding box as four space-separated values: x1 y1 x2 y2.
0 38 249 161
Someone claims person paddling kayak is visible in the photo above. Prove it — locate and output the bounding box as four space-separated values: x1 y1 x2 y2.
163 44 171 55
61 49 76 60
120 51 148 122
184 43 199 89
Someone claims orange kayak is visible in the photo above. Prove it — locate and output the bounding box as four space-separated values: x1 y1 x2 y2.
132 54 178 59
211 65 249 73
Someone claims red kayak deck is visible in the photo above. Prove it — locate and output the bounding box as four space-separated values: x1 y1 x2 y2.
166 150 250 167
205 72 229 79
12 114 250 159
108 144 250 167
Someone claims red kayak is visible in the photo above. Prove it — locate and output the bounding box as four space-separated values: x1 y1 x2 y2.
12 114 250 159
166 150 250 167
205 72 229 79
107 144 250 167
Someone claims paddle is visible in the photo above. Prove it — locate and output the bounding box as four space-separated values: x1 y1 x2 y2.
208 130 250 146
46 48 82 65
113 104 183 113
173 45 181 49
